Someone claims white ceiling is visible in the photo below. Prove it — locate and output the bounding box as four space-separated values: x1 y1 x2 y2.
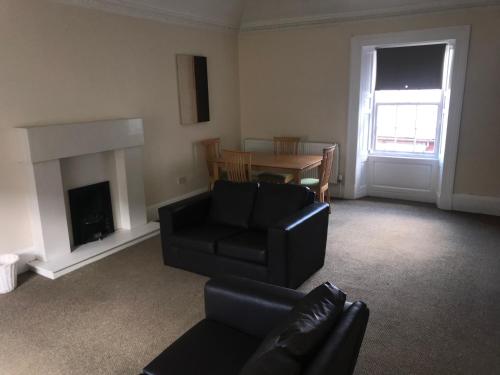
54 0 246 28
54 0 500 30
242 0 500 29
128 0 246 27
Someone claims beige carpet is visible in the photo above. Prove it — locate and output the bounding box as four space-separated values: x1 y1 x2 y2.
1 198 500 375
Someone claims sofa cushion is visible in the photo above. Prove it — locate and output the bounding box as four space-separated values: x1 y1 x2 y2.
239 282 346 374
252 183 313 229
210 180 258 229
218 231 267 265
143 319 261 375
169 223 242 254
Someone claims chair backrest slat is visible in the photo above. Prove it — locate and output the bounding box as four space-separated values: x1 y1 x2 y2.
222 150 252 183
319 145 336 188
200 138 221 179
273 137 300 155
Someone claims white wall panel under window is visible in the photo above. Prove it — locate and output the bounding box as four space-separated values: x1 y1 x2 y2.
367 156 439 202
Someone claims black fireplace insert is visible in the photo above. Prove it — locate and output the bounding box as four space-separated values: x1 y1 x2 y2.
68 181 115 248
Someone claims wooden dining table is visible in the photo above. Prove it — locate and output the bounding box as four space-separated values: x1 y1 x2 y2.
211 152 323 184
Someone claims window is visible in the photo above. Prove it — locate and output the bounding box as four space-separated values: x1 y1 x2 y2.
372 90 442 154
369 44 448 157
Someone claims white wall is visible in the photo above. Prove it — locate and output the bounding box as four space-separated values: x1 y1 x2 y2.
2 1 500 257
0 0 241 255
239 6 500 199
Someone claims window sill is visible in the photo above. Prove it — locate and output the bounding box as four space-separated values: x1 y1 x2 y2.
368 153 439 162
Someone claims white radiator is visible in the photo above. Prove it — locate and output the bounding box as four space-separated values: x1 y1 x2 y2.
243 138 340 184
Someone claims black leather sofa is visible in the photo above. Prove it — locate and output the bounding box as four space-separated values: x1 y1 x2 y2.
142 276 369 375
159 180 330 288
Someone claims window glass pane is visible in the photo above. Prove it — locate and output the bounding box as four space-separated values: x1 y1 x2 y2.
394 105 416 139
374 103 439 154
415 105 438 153
376 106 396 137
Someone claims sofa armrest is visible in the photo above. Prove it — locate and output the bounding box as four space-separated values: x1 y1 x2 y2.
267 202 330 288
204 276 304 339
304 301 369 375
273 201 329 231
158 192 212 235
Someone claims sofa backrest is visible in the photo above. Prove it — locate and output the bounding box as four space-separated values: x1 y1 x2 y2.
209 180 258 228
204 277 368 375
251 182 314 229
209 181 314 230
302 301 370 375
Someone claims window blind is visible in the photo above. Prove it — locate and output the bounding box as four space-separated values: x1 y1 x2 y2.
375 44 447 90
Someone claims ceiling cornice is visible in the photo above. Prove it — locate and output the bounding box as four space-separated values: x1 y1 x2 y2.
52 0 239 31
240 0 500 32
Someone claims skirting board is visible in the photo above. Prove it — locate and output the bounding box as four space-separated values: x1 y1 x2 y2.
10 247 37 275
452 194 500 216
147 187 209 221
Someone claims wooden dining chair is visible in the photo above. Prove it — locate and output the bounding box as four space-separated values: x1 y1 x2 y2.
222 150 252 183
200 138 222 190
300 145 336 203
273 136 301 155
257 136 301 184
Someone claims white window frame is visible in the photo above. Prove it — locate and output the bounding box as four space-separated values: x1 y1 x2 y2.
369 98 444 159
368 42 451 160
345 26 470 210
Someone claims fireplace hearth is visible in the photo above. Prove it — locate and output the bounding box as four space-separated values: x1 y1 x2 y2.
69 181 115 247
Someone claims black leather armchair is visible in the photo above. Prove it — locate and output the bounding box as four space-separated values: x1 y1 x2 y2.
142 276 369 375
159 181 330 288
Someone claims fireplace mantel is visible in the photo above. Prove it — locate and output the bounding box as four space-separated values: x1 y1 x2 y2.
18 118 159 279
22 119 144 163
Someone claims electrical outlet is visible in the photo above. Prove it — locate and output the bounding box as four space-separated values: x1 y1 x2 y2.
177 176 187 185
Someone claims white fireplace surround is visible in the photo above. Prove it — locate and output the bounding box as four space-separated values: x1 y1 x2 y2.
19 118 159 279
